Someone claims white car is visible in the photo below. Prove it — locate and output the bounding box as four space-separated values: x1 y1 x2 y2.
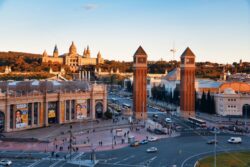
148 137 158 142
0 159 12 166
228 137 242 144
147 147 158 153
165 118 172 123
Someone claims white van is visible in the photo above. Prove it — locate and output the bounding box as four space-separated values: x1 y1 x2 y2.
228 137 242 144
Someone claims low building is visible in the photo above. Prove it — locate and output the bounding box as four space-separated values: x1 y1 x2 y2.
0 80 107 132
214 88 250 117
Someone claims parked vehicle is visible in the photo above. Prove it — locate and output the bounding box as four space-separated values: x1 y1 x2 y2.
140 139 148 145
154 129 167 135
0 159 12 166
148 137 158 142
206 139 218 144
130 141 140 147
165 118 172 123
228 137 242 144
146 147 158 153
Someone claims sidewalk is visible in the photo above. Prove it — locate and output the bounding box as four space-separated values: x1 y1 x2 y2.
0 118 179 153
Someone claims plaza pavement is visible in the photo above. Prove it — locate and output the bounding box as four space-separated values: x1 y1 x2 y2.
0 117 179 153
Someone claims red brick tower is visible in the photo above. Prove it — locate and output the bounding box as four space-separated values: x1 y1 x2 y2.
180 47 196 118
133 46 147 120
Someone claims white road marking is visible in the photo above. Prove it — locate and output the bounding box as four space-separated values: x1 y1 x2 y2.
49 160 63 167
114 155 135 164
27 160 43 167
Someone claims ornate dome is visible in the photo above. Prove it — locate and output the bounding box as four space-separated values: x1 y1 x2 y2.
69 41 77 54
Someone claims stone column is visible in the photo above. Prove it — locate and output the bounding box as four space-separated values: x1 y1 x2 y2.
88 71 91 81
58 100 61 124
4 104 10 132
91 98 96 119
44 95 49 126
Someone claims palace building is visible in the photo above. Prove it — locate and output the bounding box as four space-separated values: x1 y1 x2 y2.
42 42 104 72
0 80 107 132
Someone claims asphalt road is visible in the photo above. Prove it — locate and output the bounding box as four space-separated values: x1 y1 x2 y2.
1 134 250 167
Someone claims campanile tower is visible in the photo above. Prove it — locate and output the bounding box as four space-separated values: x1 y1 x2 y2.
133 46 147 120
180 47 196 118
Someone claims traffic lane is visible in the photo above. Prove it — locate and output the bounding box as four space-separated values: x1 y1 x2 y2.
94 135 250 167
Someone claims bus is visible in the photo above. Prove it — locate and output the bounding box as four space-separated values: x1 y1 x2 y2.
188 117 206 128
122 103 131 109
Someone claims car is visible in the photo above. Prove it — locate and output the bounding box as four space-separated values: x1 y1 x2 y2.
228 137 242 144
146 147 158 153
140 139 148 145
0 159 12 166
206 139 218 144
154 129 167 135
130 141 140 147
165 118 172 123
148 137 158 142
153 114 159 118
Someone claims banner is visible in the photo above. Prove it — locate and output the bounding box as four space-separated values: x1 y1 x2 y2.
76 100 87 119
16 104 28 128
48 102 57 119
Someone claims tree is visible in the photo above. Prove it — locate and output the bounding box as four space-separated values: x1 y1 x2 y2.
200 91 206 113
126 80 133 92
206 90 212 114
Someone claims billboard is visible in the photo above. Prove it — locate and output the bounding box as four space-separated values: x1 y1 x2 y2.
76 100 87 119
16 104 28 128
48 102 57 123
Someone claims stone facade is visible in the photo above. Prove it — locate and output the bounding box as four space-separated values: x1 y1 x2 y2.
133 46 148 120
180 47 196 118
0 81 107 132
42 42 104 72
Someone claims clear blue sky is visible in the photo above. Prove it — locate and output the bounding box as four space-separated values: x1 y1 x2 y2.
0 0 249 63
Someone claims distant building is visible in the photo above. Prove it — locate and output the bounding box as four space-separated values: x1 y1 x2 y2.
42 42 104 72
214 88 250 117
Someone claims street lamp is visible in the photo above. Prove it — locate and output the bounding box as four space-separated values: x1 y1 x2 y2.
214 127 217 167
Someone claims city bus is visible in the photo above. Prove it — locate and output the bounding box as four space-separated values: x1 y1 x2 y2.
188 117 206 128
122 103 131 109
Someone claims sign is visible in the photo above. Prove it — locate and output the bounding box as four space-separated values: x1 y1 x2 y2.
48 102 57 118
76 100 87 119
15 104 28 128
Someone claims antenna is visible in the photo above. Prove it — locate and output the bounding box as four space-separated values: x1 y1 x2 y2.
170 42 177 60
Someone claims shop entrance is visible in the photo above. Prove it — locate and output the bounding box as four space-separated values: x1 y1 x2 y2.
48 102 58 124
0 111 4 132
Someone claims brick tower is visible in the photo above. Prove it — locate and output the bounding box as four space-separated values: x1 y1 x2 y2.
180 47 196 118
133 46 147 120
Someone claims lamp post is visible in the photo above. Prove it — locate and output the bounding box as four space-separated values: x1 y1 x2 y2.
214 127 217 167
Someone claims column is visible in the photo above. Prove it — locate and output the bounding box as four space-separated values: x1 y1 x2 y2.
5 105 10 132
88 71 91 81
44 100 48 126
58 101 62 124
91 99 95 119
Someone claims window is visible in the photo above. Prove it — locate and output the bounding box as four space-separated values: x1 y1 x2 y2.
34 103 38 125
66 100 70 121
28 103 32 126
10 105 14 129
71 100 75 120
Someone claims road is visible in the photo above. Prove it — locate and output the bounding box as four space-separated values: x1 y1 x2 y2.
1 134 250 167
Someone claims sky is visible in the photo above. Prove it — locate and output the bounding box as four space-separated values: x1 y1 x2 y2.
0 0 249 63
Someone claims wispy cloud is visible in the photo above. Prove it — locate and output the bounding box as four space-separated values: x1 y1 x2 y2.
83 4 99 11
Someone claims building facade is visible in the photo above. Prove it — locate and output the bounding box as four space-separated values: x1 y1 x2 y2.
133 46 148 120
214 88 250 117
0 80 107 132
42 42 104 72
180 47 196 118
